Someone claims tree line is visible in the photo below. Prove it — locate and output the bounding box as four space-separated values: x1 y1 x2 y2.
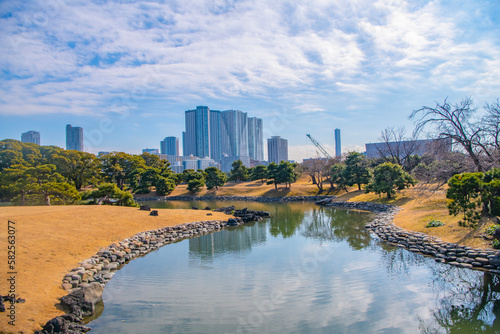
0 139 300 206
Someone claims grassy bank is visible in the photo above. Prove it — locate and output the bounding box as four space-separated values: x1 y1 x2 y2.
0 206 229 333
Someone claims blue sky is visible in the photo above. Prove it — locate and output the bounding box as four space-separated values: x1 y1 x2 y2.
1 0 500 162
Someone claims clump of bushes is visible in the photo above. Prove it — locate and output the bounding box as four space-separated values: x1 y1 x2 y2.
426 220 445 228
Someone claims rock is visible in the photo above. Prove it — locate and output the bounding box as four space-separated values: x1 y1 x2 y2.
227 218 239 226
139 205 151 211
60 282 104 318
150 210 159 216
494 228 500 241
204 206 211 210
36 314 91 334
207 213 213 216
192 206 198 210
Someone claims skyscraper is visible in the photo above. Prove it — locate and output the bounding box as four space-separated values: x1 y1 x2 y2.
267 136 288 164
66 124 83 151
21 130 40 145
248 117 264 161
221 109 248 158
335 128 341 158
161 137 179 156
184 106 221 160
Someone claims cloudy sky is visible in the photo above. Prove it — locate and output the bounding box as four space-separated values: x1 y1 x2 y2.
1 0 499 161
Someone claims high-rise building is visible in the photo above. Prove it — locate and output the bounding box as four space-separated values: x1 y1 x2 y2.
335 128 341 158
248 117 264 161
66 124 83 151
209 109 221 163
267 136 288 164
21 130 40 145
161 137 179 156
142 148 159 155
184 106 221 160
183 106 263 166
221 109 248 158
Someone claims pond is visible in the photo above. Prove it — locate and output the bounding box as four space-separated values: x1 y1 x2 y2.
87 201 500 333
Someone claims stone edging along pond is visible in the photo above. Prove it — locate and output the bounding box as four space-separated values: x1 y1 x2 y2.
321 201 500 274
36 197 500 333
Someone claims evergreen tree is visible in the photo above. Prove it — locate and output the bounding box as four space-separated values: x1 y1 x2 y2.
343 152 371 191
205 167 227 190
365 162 416 199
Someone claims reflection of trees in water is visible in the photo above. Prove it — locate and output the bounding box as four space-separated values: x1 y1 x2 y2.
268 204 306 238
189 222 267 261
300 207 373 250
420 267 500 333
379 246 428 277
381 247 500 333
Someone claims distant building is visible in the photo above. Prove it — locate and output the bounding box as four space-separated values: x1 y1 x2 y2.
267 136 288 164
248 117 264 161
142 148 159 155
21 130 40 145
365 138 452 159
334 128 341 158
66 124 83 151
184 106 221 161
161 137 179 156
221 155 251 173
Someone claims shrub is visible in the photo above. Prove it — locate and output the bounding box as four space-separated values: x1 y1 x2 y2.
426 220 445 228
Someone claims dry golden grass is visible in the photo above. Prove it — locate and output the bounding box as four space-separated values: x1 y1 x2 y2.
345 187 497 249
0 206 229 334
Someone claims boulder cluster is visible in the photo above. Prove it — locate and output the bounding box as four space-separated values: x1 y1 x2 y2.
213 206 270 222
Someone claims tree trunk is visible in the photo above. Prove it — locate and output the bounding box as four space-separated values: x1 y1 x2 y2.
45 194 51 206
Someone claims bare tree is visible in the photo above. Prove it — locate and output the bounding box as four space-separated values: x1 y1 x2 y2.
410 97 486 171
376 126 419 171
301 158 335 191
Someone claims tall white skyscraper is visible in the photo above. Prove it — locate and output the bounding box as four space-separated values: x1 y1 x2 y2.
21 130 40 145
66 124 83 151
267 136 288 164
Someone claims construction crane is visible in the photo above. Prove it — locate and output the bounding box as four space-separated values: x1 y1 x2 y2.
306 134 333 159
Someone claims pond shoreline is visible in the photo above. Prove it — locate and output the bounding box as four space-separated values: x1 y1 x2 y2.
37 198 500 333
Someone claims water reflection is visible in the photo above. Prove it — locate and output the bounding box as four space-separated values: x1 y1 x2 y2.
421 267 500 333
189 222 267 261
268 204 306 238
89 201 500 334
301 208 374 250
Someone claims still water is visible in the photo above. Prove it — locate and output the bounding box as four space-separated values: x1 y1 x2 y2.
88 201 500 333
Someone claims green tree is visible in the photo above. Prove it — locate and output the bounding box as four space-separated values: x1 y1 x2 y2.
365 162 416 199
482 168 500 216
0 164 36 205
153 175 176 196
2 164 80 205
51 150 99 190
99 152 145 189
343 152 371 191
266 162 280 189
205 167 227 190
330 163 348 191
182 169 206 193
229 159 248 182
251 165 268 182
277 161 299 188
446 173 483 227
82 183 136 206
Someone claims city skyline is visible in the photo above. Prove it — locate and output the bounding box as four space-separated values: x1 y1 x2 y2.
1 1 499 162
